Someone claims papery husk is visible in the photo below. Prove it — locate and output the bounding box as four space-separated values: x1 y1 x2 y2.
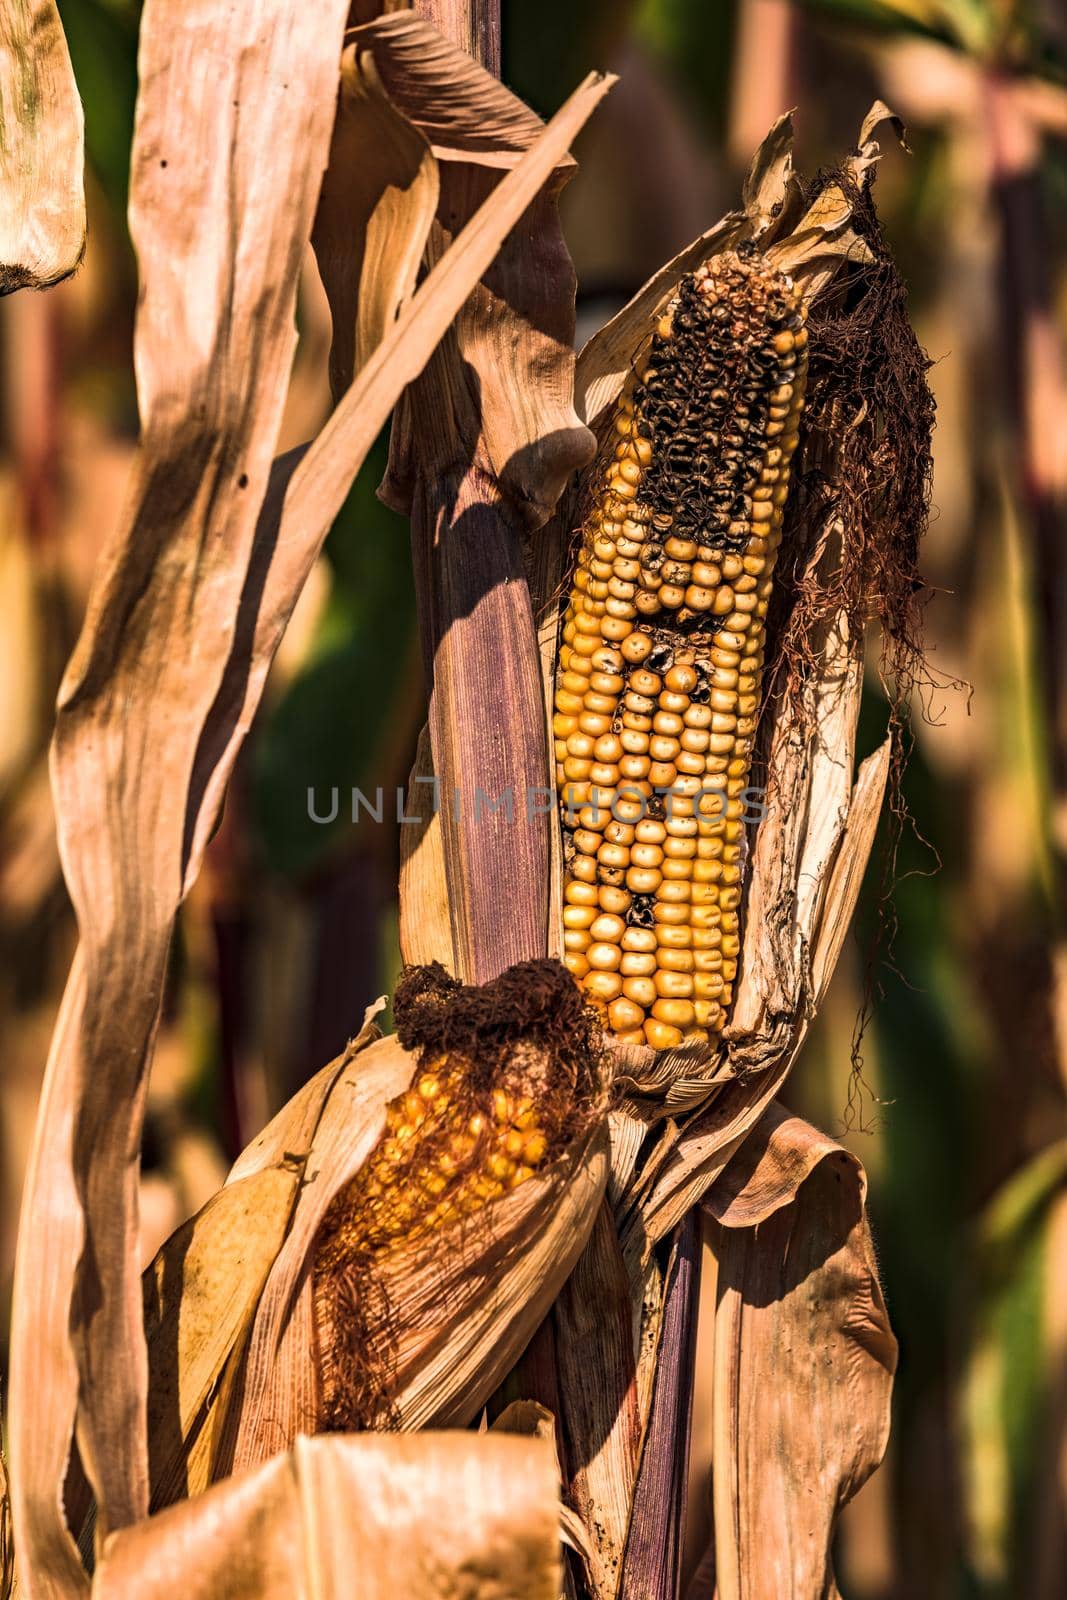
632 734 891 1252
7 5 613 1584
322 1113 611 1434
696 1103 897 1599
94 1432 560 1600
143 1005 385 1508
0 0 84 290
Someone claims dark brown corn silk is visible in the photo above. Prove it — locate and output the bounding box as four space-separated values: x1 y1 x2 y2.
312 959 602 1429
554 247 808 1050
766 171 936 1111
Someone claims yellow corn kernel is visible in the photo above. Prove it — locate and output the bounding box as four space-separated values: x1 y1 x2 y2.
554 248 807 1046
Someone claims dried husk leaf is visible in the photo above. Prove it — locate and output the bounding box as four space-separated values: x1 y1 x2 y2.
140 1008 385 1509
94 1432 561 1600
9 18 615 1590
356 1117 610 1432
700 1104 897 1598
223 1033 415 1470
0 0 84 290
143 1164 302 1512
225 1003 385 1186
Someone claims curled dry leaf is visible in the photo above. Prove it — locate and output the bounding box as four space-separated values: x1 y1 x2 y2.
311 41 439 398
94 1432 560 1600
8 5 614 1586
0 0 84 290
698 1103 897 1599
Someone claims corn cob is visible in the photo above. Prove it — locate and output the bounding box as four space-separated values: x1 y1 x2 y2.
315 1064 552 1266
555 248 808 1049
312 961 600 1429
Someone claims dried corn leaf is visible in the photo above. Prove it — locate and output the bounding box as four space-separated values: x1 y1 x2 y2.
0 0 84 290
311 43 439 398
9 14 614 1588
94 1432 560 1600
365 9 596 522
702 1104 897 1599
9 0 354 1550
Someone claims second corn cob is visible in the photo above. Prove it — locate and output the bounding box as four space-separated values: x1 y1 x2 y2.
555 247 808 1049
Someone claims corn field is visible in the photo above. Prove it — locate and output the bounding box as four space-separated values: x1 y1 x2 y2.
1 1 1066 1597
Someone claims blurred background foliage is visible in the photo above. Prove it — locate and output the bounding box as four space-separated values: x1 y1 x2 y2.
2 1 1067 1594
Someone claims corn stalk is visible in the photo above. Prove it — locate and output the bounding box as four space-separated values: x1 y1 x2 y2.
3 3 928 1596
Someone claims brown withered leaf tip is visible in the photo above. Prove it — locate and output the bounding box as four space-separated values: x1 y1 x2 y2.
312 959 605 1430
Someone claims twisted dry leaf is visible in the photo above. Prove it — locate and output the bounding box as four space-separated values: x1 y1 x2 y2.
699 1104 897 1599
8 8 613 1590
0 0 84 289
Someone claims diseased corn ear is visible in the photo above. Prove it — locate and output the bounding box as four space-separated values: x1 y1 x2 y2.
555 249 807 1050
310 958 609 1431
